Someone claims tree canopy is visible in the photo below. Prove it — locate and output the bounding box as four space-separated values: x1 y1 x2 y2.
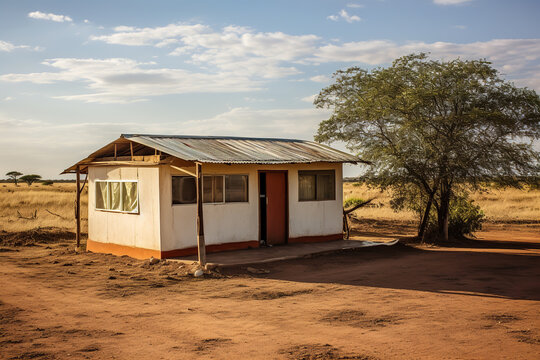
315 53 540 241
20 174 42 187
6 171 23 186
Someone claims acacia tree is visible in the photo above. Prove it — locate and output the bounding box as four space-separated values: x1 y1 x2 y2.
315 53 540 242
20 174 42 187
6 171 23 186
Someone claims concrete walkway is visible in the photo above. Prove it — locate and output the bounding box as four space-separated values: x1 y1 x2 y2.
172 239 399 268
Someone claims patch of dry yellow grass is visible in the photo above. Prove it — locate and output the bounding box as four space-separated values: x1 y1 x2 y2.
0 181 537 234
0 183 88 233
344 183 540 223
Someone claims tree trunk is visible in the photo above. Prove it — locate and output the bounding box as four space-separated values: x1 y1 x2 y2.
418 190 435 241
437 182 450 242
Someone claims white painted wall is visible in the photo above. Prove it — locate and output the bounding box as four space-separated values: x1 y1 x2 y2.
158 162 343 251
287 162 343 238
87 162 344 252
159 164 259 251
88 166 161 250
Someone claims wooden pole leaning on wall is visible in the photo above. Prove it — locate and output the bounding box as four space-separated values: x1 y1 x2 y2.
75 165 81 250
196 162 206 267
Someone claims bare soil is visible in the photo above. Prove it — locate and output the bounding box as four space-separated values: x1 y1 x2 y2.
1 222 539 359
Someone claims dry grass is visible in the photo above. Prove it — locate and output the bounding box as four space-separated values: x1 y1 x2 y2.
0 183 88 233
344 183 540 223
0 181 537 234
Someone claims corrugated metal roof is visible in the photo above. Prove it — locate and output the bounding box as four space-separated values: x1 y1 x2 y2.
123 134 362 164
62 134 365 174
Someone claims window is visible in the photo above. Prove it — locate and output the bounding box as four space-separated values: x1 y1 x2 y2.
172 176 196 204
298 170 335 201
172 174 249 204
203 175 224 203
95 180 139 213
225 175 249 202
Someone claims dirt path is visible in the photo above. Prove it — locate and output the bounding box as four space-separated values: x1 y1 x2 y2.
1 225 539 359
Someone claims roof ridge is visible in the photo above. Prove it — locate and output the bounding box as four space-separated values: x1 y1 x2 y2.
121 134 309 142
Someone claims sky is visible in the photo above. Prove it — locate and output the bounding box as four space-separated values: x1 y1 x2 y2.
1 0 539 179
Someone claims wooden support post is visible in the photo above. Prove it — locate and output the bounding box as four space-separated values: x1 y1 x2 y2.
130 142 134 161
196 162 206 266
114 143 117 160
75 165 81 249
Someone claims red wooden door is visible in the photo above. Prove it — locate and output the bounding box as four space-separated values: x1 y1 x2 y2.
265 172 287 245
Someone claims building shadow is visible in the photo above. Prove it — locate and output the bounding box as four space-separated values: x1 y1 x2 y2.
252 239 540 301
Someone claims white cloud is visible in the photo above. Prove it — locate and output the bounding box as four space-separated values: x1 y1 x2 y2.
433 0 472 5
3 96 14 101
347 3 364 8
309 75 330 83
0 40 39 52
328 9 361 23
178 107 331 139
453 25 467 30
28 11 73 23
91 23 209 46
0 107 332 178
340 9 362 23
301 94 317 103
313 38 540 90
93 24 320 79
243 97 275 103
0 58 262 103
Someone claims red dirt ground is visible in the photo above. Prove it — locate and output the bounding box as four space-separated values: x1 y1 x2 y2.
0 223 539 359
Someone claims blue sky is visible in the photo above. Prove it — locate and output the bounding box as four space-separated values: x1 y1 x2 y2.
1 0 539 178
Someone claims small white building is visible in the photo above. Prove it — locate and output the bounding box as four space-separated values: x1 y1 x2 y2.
63 134 361 259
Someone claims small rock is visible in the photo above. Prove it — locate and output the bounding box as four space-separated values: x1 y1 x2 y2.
193 269 204 277
149 257 160 265
108 276 117 280
108 267 115 271
178 264 185 269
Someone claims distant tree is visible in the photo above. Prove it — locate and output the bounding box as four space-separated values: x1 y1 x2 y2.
315 53 540 242
41 180 54 186
6 171 23 186
20 174 42 187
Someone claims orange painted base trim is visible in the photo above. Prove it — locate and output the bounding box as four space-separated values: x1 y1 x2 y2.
161 240 260 258
288 233 343 243
86 239 260 260
86 239 161 260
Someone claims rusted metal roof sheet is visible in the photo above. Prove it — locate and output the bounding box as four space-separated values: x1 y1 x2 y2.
122 134 362 164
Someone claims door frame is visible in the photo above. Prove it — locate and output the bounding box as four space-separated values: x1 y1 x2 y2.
258 170 289 245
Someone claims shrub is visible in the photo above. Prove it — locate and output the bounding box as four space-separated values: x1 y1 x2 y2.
41 180 54 186
427 194 485 238
447 195 485 236
344 197 367 209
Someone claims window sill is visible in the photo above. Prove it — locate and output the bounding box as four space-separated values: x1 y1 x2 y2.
95 208 140 214
172 202 250 206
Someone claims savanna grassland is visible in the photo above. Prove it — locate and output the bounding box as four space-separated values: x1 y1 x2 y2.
0 181 537 235
0 182 88 234
343 182 540 223
1 182 539 359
